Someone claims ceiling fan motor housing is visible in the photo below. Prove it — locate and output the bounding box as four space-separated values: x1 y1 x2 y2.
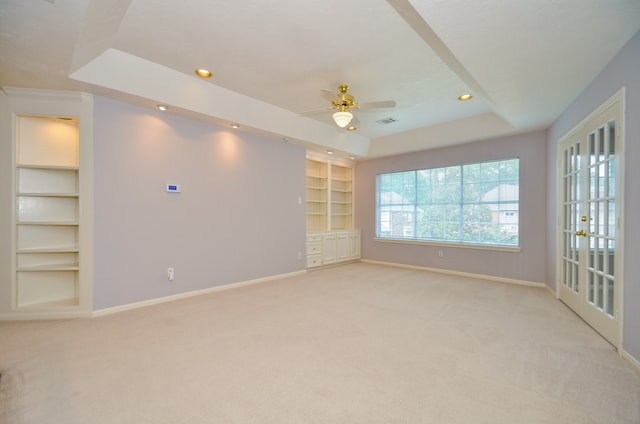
334 85 357 110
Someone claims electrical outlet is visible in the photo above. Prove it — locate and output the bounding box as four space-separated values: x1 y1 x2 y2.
438 250 444 257
167 267 175 281
297 252 302 260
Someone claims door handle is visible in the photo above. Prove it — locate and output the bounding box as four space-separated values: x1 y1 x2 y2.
576 229 588 237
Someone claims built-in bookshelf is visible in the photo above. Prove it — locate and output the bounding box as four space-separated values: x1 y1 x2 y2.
305 155 359 268
2 87 93 320
305 157 354 232
15 116 80 308
305 158 328 233
329 163 353 231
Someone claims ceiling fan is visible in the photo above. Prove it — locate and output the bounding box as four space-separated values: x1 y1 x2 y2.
299 84 396 128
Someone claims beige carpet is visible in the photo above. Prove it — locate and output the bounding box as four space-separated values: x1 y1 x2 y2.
1 262 639 423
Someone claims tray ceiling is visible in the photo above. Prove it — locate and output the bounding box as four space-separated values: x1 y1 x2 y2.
1 0 639 158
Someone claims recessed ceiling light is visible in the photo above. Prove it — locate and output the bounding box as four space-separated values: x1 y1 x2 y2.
282 137 290 143
349 156 356 160
458 93 473 101
195 68 212 78
157 104 168 111
231 123 239 129
327 149 334 155
347 126 357 131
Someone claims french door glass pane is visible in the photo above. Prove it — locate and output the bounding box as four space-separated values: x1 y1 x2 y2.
608 121 616 156
598 127 606 161
608 239 615 277
608 163 615 198
597 274 604 309
606 278 614 316
599 163 606 198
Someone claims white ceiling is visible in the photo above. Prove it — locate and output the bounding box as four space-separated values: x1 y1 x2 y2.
1 0 639 159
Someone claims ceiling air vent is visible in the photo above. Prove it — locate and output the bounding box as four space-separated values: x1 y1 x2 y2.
376 117 398 125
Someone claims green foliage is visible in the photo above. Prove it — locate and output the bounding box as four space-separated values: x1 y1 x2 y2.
377 158 519 246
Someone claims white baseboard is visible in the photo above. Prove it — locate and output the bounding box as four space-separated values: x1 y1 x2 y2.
543 283 558 298
93 270 307 317
0 310 92 321
361 259 547 288
621 348 640 374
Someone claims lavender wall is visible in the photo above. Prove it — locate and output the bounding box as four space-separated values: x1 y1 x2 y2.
0 92 12 313
355 131 547 284
92 97 306 310
547 30 640 361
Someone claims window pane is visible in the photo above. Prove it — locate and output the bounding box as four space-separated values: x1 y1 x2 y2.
376 158 519 247
463 182 481 202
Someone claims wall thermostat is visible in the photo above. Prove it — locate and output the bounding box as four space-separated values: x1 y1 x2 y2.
166 184 181 193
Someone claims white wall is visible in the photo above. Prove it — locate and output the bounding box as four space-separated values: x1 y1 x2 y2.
92 97 307 310
547 30 640 363
354 131 547 284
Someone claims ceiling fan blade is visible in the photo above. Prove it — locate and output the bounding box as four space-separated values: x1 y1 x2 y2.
320 89 337 102
298 107 334 116
358 100 396 109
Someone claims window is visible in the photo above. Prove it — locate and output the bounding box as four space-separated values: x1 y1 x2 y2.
376 158 519 247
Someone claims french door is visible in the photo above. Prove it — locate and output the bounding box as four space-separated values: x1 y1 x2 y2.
557 91 624 348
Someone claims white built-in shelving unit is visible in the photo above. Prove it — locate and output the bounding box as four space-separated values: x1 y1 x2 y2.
2 88 93 319
305 155 360 268
305 158 328 233
15 116 80 308
329 163 353 231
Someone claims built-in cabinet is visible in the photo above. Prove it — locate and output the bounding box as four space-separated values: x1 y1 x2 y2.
2 88 93 319
306 234 323 268
306 230 360 268
305 155 360 268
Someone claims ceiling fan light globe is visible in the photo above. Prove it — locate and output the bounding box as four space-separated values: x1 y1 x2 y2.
333 111 353 127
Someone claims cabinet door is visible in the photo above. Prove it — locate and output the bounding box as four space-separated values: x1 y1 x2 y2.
349 232 361 260
336 233 349 262
322 234 337 264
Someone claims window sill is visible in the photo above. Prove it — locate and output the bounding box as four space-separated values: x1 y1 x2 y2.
373 237 521 253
